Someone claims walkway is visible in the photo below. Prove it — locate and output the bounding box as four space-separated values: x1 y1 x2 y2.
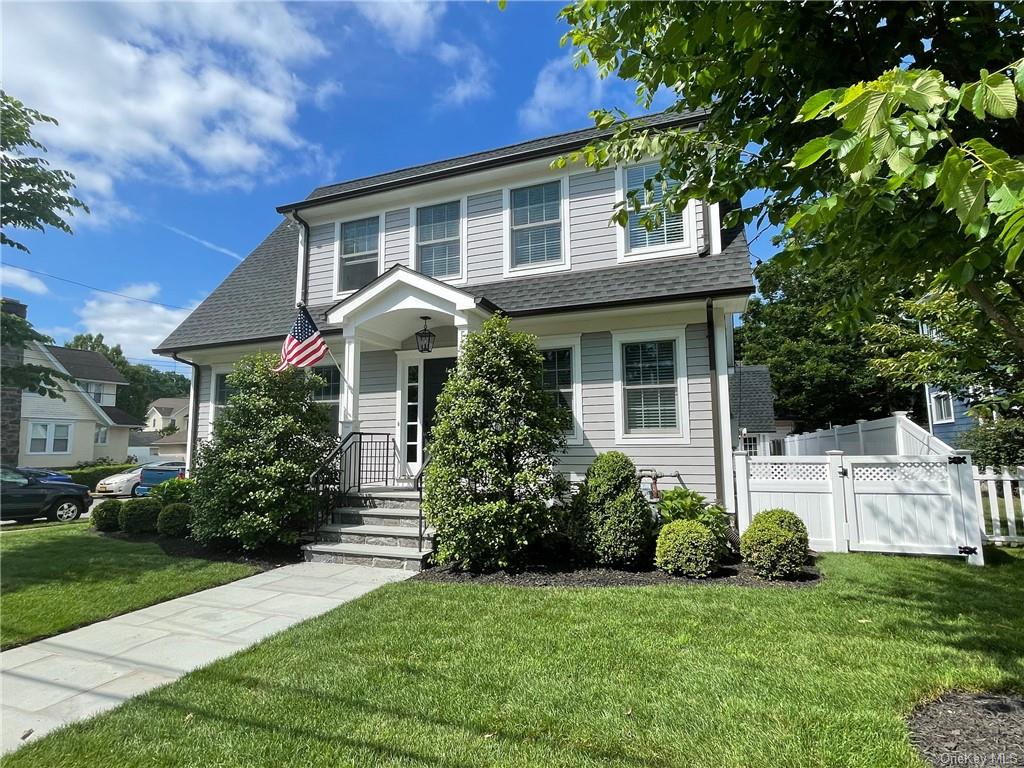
0 562 412 753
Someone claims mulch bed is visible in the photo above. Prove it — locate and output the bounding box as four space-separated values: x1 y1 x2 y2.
909 691 1024 768
413 560 820 589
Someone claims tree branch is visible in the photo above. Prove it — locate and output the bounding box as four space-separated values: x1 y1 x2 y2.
964 280 1024 354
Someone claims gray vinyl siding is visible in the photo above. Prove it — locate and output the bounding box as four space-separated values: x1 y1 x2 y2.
384 208 409 270
465 190 503 284
568 169 618 271
306 223 335 305
358 350 397 433
195 365 213 441
560 323 716 497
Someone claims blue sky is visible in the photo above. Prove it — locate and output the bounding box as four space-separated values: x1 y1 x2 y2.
1 1 771 372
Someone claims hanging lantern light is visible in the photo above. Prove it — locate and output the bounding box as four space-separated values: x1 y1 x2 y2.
415 316 435 353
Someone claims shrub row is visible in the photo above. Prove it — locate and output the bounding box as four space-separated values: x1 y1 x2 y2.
65 463 136 491
91 498 193 538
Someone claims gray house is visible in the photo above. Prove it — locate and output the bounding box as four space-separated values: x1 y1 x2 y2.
155 112 754 568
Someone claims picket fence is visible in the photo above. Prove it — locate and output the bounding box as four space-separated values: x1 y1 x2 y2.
733 450 1020 566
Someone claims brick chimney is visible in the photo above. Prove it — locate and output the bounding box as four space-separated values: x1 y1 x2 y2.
1 298 29 465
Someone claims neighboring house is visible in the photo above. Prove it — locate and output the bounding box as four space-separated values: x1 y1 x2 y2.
149 430 187 457
729 363 789 456
924 385 979 447
155 111 754 509
19 343 143 468
144 397 189 432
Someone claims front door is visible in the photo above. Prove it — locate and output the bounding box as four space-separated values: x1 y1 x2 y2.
400 353 457 474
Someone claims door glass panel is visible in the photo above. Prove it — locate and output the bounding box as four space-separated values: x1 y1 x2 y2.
405 364 420 464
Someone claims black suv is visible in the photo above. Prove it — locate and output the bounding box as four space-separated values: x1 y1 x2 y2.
0 466 91 523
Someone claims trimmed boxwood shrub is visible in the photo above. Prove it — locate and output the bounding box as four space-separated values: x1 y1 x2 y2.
157 503 193 538
65 463 136 491
740 509 809 580
118 498 162 534
655 519 719 578
149 478 193 507
571 452 655 567
657 487 731 558
91 499 122 532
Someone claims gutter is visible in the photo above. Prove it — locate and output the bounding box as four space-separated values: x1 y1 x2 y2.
172 352 201 474
706 297 726 506
291 209 311 306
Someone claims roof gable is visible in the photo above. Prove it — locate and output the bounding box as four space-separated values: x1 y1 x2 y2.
44 345 128 384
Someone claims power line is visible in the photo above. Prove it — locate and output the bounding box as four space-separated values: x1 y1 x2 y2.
1 262 192 310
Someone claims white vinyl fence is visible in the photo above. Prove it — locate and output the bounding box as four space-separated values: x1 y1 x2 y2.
975 465 1024 546
734 450 986 565
784 412 953 457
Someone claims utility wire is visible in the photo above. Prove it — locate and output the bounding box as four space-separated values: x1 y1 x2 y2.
2 262 192 310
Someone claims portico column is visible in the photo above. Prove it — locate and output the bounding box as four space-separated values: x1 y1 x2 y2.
340 331 360 437
454 315 482 357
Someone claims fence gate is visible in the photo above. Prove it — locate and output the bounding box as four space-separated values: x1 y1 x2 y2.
734 451 985 565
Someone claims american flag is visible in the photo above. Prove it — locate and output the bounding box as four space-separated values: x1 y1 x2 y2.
274 305 328 371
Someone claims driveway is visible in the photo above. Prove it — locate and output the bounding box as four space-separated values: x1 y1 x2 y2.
0 562 412 753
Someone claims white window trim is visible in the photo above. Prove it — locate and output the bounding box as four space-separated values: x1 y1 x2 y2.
95 424 109 446
332 212 385 301
501 175 572 278
614 164 700 263
409 197 468 286
209 364 234 428
931 390 956 425
611 327 690 445
26 421 74 455
537 334 583 447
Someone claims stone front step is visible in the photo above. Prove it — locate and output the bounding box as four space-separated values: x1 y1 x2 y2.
318 522 434 549
302 542 430 571
331 506 421 527
343 489 421 510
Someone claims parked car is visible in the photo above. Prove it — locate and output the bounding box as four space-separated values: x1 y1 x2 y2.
135 464 187 497
94 459 185 497
0 466 91 523
17 467 74 483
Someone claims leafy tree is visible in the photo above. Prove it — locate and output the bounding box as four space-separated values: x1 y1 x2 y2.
739 258 915 430
866 286 1024 415
65 333 190 419
1 91 88 253
959 418 1024 468
191 353 337 550
0 307 71 397
557 2 1024 348
423 314 566 570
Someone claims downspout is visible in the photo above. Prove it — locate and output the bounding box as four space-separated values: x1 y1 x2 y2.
706 297 726 505
172 352 200 475
291 210 311 307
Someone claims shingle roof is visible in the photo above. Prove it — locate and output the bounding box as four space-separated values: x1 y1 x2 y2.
102 406 145 427
129 431 162 447
730 364 776 433
151 431 187 446
148 397 189 416
45 345 128 384
280 110 706 213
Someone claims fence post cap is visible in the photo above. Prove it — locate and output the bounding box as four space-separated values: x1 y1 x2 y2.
825 450 844 456
815 428 824 432
732 449 749 456
892 410 909 418
855 419 867 423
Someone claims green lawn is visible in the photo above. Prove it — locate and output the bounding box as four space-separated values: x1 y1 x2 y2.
7 550 1023 767
0 525 260 649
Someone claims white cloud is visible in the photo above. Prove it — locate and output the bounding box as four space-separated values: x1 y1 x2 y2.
434 42 492 107
75 283 196 362
163 225 242 262
518 56 608 133
313 79 345 110
0 265 49 296
2 2 330 224
355 1 445 53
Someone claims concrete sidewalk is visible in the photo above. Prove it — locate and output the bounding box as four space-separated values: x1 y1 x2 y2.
0 562 412 754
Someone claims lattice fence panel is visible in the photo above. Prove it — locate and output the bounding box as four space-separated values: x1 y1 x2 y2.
749 462 829 482
851 461 947 485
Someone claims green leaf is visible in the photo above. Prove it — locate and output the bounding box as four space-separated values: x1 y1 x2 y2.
979 72 1017 118
970 82 986 120
954 168 987 226
791 136 830 169
1015 60 1024 99
902 70 947 111
795 89 842 123
839 89 891 135
619 54 641 79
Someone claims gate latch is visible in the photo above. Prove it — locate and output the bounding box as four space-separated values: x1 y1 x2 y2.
948 455 968 465
837 467 849 478
958 545 978 555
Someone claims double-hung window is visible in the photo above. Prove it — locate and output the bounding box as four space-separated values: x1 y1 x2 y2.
625 163 687 253
339 216 379 293
416 201 461 279
82 381 104 403
213 373 235 419
622 339 679 434
932 391 954 423
310 365 341 435
28 422 72 454
510 181 562 268
541 348 574 430
95 425 109 445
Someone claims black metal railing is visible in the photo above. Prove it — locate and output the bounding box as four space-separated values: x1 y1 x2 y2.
414 450 433 552
309 432 403 542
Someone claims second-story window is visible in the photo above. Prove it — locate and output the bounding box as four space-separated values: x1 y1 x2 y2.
626 162 687 253
339 216 379 293
416 201 461 279
511 181 562 268
82 381 103 403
